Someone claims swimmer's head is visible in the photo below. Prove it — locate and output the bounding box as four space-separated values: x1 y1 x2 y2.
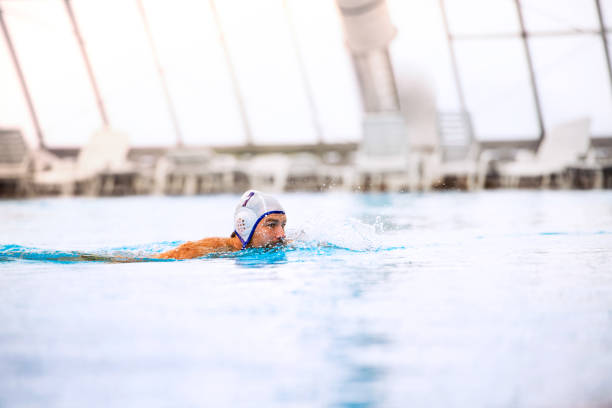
233 190 286 249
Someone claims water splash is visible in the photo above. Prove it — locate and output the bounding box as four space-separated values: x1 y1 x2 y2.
289 214 388 252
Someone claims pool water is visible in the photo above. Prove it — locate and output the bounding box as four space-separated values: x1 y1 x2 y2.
1 191 612 407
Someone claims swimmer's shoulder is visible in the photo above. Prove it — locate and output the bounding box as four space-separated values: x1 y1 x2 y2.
156 237 237 260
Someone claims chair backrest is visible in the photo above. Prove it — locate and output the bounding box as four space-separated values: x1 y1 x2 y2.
247 154 290 192
248 154 290 175
437 111 475 162
288 153 322 176
360 113 409 157
0 129 30 177
165 148 213 173
77 128 129 175
537 118 591 165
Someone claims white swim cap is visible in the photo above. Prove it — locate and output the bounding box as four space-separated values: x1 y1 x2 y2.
234 190 285 248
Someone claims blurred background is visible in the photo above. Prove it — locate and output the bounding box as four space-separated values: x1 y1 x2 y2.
1 0 612 196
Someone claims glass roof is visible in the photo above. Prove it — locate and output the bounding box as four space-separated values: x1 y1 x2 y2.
0 0 610 146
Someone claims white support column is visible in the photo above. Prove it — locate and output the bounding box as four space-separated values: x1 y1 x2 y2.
336 0 399 113
337 0 413 191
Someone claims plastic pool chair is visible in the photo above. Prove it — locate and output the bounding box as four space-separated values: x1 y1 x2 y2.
498 118 591 188
432 111 485 191
33 128 131 195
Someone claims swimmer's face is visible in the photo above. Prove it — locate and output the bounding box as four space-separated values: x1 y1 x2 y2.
249 213 287 248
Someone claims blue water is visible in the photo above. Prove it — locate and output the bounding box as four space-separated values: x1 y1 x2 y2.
1 191 612 407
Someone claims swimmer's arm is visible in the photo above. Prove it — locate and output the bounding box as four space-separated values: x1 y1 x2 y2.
155 238 234 260
75 253 142 263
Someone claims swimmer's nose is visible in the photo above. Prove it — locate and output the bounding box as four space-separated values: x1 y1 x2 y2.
276 226 286 240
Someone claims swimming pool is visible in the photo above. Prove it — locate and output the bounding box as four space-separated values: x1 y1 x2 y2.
1 191 611 407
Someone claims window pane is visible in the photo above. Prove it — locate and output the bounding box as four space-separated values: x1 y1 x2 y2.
602 0 612 30
71 0 176 146
521 0 599 32
214 0 318 145
2 0 101 147
0 12 37 147
283 0 362 143
454 39 539 139
136 0 246 146
530 35 612 136
388 0 461 112
443 0 520 36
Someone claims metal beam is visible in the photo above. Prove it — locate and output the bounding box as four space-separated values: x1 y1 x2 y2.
208 0 253 145
438 0 473 141
282 0 324 144
0 5 46 149
514 0 545 144
136 0 183 147
594 0 612 102
453 29 600 40
63 0 109 127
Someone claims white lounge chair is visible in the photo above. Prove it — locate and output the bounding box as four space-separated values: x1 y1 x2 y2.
34 128 131 195
247 154 290 193
285 152 323 192
498 118 591 188
354 113 413 191
432 111 485 190
157 148 213 195
202 154 240 194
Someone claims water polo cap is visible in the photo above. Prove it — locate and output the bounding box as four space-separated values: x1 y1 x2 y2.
234 190 285 249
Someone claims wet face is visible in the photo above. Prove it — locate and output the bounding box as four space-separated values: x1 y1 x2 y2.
249 213 287 248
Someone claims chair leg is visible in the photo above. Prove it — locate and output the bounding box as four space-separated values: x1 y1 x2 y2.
560 171 571 189
593 169 603 189
60 182 74 196
511 176 519 189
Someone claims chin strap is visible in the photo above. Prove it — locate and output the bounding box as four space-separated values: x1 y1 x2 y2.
234 231 248 249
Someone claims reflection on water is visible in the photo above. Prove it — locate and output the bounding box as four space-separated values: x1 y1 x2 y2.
1 192 612 408
331 329 390 408
229 248 289 268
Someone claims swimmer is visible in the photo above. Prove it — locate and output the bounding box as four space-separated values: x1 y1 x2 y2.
156 190 287 260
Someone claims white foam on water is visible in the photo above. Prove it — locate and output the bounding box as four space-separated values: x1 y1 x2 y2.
288 213 388 252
